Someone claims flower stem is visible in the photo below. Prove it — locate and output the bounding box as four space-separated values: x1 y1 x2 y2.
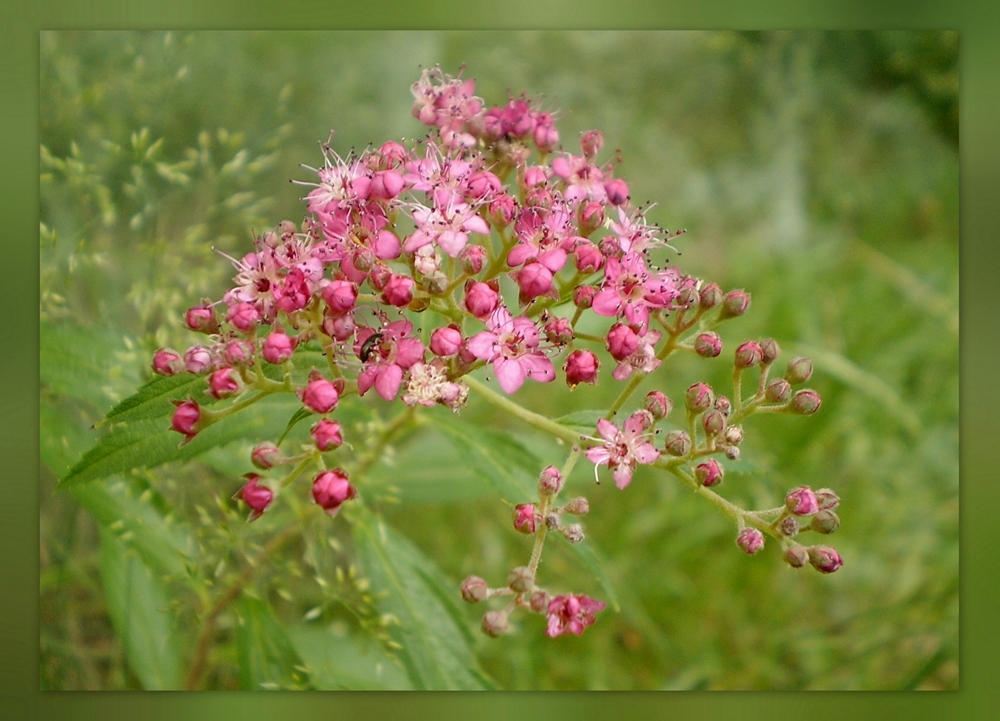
464 375 581 445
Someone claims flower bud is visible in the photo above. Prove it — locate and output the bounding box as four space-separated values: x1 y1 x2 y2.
785 486 819 516
206 367 240 400
152 348 184 376
506 566 534 593
807 545 844 573
321 280 358 315
685 382 714 413
311 419 344 452
324 312 356 342
223 339 254 367
789 389 822 415
514 262 555 303
663 430 692 457
629 409 655 432
759 338 780 365
381 274 415 308
695 459 724 487
460 576 489 603
702 409 726 438
368 263 392 292
765 378 792 403
578 201 605 237
538 466 564 497
724 425 744 446
573 285 597 309
563 350 600 389
810 510 840 535
235 474 274 522
604 178 629 206
783 543 809 568
699 283 723 309
544 316 574 345
226 302 261 332
463 281 500 320
714 395 732 417
580 130 603 159
736 528 765 555
184 345 214 375
784 356 814 385
311 469 358 517
719 290 751 319
814 488 840 511
481 610 509 638
694 332 723 358
560 523 585 544
607 323 639 361
529 590 551 613
251 441 282 470
545 512 561 530
644 391 673 420
513 503 539 534
459 244 487 275
488 195 517 228
562 497 590 515
170 399 202 443
262 331 295 364
734 341 763 369
186 305 219 335
725 446 741 461
779 516 800 537
676 283 700 309
430 325 463 357
298 375 340 414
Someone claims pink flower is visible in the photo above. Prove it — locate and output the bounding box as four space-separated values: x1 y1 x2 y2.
551 154 607 206
611 328 662 381
592 252 680 331
506 204 575 271
545 594 607 638
311 469 358 517
355 320 425 401
466 307 556 394
585 414 661 489
405 200 491 258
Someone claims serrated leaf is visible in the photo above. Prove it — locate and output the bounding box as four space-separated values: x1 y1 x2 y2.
353 512 494 690
555 409 606 434
100 374 206 426
234 595 310 690
288 624 412 690
99 528 184 689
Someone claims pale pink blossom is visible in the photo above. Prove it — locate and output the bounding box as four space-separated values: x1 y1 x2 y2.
545 594 606 638
466 307 555 394
585 414 661 489
355 321 425 401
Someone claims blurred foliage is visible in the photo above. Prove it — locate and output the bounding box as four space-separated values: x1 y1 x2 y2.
39 31 957 690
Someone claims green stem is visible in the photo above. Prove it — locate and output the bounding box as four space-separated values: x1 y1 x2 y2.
463 375 580 445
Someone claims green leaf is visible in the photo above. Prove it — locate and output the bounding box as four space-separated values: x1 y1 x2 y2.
425 412 537 502
287 624 412 690
100 373 206 426
353 512 494 690
99 528 184 689
234 595 311 690
552 532 621 613
555 409 606 435
276 407 313 445
40 320 140 411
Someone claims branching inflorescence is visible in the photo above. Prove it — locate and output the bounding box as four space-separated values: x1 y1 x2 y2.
153 67 842 641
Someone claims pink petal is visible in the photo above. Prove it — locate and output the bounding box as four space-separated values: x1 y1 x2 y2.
506 244 533 268
586 447 611 465
519 353 555 383
374 364 404 401
462 214 490 236
595 419 619 443
395 337 425 368
613 463 634 489
466 331 498 361
494 357 527 394
357 366 377 396
538 247 567 273
633 442 661 465
591 290 622 317
437 230 468 257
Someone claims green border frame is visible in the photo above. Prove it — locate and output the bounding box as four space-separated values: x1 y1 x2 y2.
9 2 990 719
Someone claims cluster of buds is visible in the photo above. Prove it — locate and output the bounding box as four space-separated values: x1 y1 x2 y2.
149 67 841 643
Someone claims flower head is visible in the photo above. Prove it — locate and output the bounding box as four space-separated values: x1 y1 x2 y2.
585 413 661 489
466 307 555 394
545 594 607 638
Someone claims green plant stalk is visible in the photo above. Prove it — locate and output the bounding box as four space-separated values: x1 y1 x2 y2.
463 375 580 445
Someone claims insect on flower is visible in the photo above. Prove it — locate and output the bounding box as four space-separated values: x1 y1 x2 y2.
359 330 383 363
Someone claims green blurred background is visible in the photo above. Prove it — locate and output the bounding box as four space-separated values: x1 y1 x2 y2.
39 30 958 690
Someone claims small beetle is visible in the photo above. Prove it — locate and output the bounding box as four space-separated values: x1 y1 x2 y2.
359 331 383 363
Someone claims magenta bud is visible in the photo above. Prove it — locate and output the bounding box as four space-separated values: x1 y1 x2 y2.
311 468 358 517
784 544 809 568
759 338 780 365
606 323 639 361
184 346 214 375
381 274 415 308
459 244 487 275
235 473 274 522
663 429 692 457
629 409 655 432
529 590 551 613
580 130 604 159
807 545 844 574
560 523 585 544
226 302 260 332
152 348 184 376
715 395 732 417
578 201 605 237
262 331 295 364
564 350 600 388
488 194 517 228
513 503 540 534
368 263 392 291
644 391 673 420
695 458 724 487
185 305 219 335
737 528 765 555
784 356 814 384
702 409 726 438
321 280 358 315
604 178 629 206
573 285 597 309
298 375 340 414
463 281 500 320
734 341 763 369
572 240 605 273
514 262 555 303
311 419 344 452
481 610 509 638
789 389 822 415
506 566 535 593
810 510 840 535
765 378 792 403
815 488 840 511
170 399 202 442
685 382 714 413
699 283 723 309
779 516 800 537
251 441 282 470
324 312 357 342
430 325 463 357
785 486 820 516
538 466 565 497
694 332 723 358
207 367 241 399
460 576 489 603
720 290 751 319
544 316 574 345
223 340 254 367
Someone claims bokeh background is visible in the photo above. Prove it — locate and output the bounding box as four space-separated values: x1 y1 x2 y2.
39 30 958 690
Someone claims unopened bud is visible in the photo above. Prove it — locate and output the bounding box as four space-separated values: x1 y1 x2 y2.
513 503 539 534
810 510 840 534
573 285 597 309
644 391 673 420
785 486 819 516
152 348 184 376
694 332 723 358
695 459 724 487
702 409 726 438
481 610 509 638
663 430 692 457
719 290 751 319
714 395 732 417
538 466 565 497
560 524 585 544
789 389 822 415
251 441 282 470
529 590 551 613
807 545 844 573
724 425 744 446
815 488 841 511
185 305 219 335
765 378 792 403
545 512 561 530
734 341 763 369
459 244 487 275
759 338 780 365
460 576 489 603
699 283 723 309
736 528 765 555
562 497 590 515
506 566 535 593
783 543 809 568
784 356 814 385
779 516 800 537
685 383 714 413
